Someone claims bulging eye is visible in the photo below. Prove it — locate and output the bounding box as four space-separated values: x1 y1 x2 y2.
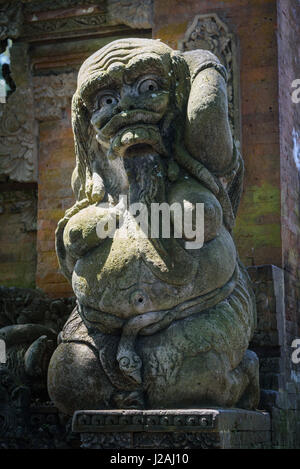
119 357 130 368
138 79 159 94
98 94 118 107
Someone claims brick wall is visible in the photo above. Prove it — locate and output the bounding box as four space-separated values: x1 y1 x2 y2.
153 0 282 268
276 0 300 448
36 108 75 296
277 0 300 334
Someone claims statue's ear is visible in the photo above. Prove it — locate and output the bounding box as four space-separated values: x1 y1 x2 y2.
72 92 106 204
71 166 84 201
71 92 93 201
170 51 190 114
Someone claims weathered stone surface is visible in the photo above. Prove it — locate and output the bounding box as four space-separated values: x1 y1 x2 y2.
72 409 271 449
73 408 270 432
248 263 300 448
0 364 79 449
0 2 23 42
0 286 75 397
48 38 259 415
107 0 153 29
0 189 37 288
0 288 78 449
33 73 77 122
14 1 152 43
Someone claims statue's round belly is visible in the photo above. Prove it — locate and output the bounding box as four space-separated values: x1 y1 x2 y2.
72 226 236 319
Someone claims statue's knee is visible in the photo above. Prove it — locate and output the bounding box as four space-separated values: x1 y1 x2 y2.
48 342 113 415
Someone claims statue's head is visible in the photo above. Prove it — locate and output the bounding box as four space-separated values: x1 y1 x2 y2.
71 38 190 203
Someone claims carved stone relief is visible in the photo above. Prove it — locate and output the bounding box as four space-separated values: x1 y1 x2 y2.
12 199 37 232
24 0 99 12
0 1 152 45
0 2 23 42
0 363 78 449
22 12 107 38
107 0 153 29
74 409 271 449
0 190 37 232
21 0 152 41
0 42 38 182
80 431 222 449
0 0 153 182
33 73 77 122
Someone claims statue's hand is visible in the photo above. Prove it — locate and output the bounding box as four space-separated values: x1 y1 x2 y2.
173 127 235 231
174 127 219 196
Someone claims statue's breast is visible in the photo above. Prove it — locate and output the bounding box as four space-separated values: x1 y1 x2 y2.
72 220 236 319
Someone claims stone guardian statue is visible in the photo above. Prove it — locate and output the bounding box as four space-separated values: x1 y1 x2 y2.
48 38 259 415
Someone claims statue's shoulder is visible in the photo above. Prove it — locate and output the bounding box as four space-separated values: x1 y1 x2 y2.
182 49 228 82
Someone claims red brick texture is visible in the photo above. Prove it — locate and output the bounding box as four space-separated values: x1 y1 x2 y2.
36 106 75 296
277 0 300 332
154 0 282 267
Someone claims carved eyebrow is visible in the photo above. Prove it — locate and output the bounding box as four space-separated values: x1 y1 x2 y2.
95 73 117 91
79 71 120 107
79 56 168 106
124 55 168 83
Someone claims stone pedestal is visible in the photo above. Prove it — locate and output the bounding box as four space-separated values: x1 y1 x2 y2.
72 409 271 449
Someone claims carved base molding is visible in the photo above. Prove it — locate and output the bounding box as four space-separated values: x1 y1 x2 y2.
0 364 79 449
72 409 271 449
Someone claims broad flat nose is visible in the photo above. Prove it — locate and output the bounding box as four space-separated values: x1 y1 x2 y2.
117 97 136 112
117 86 138 112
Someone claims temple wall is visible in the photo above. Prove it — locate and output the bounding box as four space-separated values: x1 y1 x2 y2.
277 0 300 337
0 184 37 288
153 0 282 268
0 0 299 449
0 0 291 294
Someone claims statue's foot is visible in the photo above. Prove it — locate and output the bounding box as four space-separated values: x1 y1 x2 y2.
236 349 260 410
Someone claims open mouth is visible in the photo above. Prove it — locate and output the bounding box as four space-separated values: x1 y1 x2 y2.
124 143 155 158
106 124 168 159
99 109 162 139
